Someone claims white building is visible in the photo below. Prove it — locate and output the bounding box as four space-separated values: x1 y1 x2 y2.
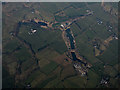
32 30 37 33
61 24 64 28
30 29 37 34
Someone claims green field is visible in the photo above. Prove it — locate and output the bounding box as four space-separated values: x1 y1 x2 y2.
41 61 58 75
2 2 118 88
97 40 118 65
18 23 67 54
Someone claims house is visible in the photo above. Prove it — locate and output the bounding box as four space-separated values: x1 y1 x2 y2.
61 24 64 28
30 29 37 34
32 30 37 33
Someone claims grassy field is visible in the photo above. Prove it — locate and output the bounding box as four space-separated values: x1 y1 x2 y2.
25 70 46 86
2 2 118 88
64 7 86 18
21 57 36 72
97 40 118 66
86 69 100 88
36 47 60 60
2 67 15 88
36 75 57 88
69 3 118 88
104 65 117 77
55 15 69 22
3 38 21 53
41 61 58 75
75 37 100 64
18 23 67 54
70 2 86 8
63 75 87 88
60 65 75 80
91 61 105 76
14 46 32 62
